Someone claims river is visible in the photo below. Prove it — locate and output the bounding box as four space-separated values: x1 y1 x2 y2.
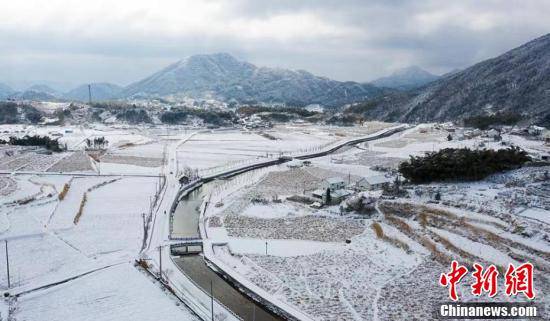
172 181 282 321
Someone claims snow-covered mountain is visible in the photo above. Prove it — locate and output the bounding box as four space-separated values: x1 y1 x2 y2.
2 84 61 101
26 84 61 98
352 33 550 123
371 66 439 90
64 83 123 102
0 83 15 99
122 53 382 107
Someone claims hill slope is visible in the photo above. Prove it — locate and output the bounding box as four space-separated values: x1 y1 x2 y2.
122 53 382 107
26 84 61 98
0 83 15 99
355 33 550 123
64 83 123 102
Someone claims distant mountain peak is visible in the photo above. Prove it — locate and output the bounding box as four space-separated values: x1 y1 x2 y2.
26 84 61 97
64 82 123 102
371 66 439 90
0 83 15 99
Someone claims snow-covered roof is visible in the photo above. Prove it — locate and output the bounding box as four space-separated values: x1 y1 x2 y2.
326 177 345 184
311 189 352 198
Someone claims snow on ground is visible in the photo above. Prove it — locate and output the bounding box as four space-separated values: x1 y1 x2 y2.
96 162 161 175
240 203 307 219
0 298 8 321
1 200 57 240
225 238 345 257
176 129 323 170
57 177 158 262
12 263 200 321
0 124 224 320
211 224 422 321
0 175 42 204
0 233 98 290
47 151 95 173
430 227 518 267
48 176 114 230
201 125 550 320
518 207 550 224
2 122 549 320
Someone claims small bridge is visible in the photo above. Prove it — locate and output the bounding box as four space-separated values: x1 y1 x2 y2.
170 239 204 256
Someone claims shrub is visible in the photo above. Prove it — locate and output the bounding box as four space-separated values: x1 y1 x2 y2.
372 222 384 238
73 193 87 225
58 183 70 201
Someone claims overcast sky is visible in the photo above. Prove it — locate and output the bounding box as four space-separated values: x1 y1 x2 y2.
1 0 549 90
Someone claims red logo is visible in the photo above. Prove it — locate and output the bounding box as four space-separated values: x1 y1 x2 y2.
471 263 499 297
505 263 535 300
439 261 535 301
439 260 468 301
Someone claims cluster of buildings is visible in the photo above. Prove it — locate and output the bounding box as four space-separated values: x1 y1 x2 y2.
439 123 549 143
239 114 272 129
310 175 394 208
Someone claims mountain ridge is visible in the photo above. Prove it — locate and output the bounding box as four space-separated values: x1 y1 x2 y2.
122 53 383 107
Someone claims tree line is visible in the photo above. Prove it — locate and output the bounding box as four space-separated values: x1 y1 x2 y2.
463 112 522 130
0 102 43 124
398 147 530 183
0 135 63 152
160 108 235 126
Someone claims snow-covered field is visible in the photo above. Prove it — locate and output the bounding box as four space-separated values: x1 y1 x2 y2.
1 122 549 321
202 124 550 320
11 263 200 321
0 124 194 321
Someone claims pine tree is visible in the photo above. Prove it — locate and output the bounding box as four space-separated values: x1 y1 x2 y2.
325 188 332 205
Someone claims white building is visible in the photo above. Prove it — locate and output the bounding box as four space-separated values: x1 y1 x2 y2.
324 177 346 191
486 129 500 140
286 160 303 168
355 175 392 191
311 188 352 205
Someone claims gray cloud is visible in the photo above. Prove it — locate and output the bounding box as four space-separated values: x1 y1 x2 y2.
0 0 548 90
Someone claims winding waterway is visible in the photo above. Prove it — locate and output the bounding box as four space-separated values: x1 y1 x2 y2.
172 181 282 321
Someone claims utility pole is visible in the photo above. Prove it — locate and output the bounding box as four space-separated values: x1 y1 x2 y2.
158 245 163 282
88 84 92 104
5 240 10 288
265 241 268 256
210 280 214 321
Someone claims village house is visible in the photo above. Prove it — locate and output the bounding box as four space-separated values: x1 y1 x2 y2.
286 159 303 168
485 128 501 141
355 175 393 191
311 188 352 205
310 177 352 205
324 177 346 191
